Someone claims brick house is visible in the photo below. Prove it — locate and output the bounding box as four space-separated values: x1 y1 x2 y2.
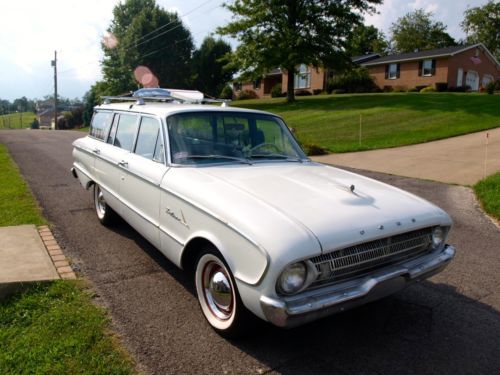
233 54 381 98
361 44 499 91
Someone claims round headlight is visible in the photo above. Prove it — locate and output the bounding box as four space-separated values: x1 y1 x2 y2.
278 262 307 294
432 226 445 248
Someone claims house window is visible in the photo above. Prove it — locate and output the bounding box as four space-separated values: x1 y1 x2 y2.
253 79 261 90
233 82 242 91
422 59 433 76
294 64 311 89
388 63 398 79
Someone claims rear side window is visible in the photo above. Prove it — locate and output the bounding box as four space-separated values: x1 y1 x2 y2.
135 117 161 161
114 114 138 151
90 111 113 140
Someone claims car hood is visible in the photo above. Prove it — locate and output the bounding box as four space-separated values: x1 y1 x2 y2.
165 162 451 255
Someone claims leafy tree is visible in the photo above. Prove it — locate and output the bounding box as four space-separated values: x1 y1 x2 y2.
83 81 110 126
102 0 194 95
218 0 381 102
347 24 389 56
191 37 235 98
390 9 456 53
461 1 500 60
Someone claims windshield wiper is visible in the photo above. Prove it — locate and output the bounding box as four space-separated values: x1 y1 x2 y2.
249 153 303 162
181 154 253 165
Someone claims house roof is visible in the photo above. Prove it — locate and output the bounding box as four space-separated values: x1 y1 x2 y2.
352 53 381 64
361 43 500 69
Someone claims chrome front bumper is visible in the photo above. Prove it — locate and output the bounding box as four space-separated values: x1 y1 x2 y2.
260 244 455 328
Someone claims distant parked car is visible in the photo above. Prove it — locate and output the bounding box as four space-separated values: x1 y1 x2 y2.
71 89 455 337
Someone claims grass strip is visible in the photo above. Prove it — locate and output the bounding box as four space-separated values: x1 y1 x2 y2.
0 281 134 374
474 172 500 221
0 144 47 226
0 142 135 373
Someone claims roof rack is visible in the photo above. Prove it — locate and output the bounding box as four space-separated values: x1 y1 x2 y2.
101 88 231 107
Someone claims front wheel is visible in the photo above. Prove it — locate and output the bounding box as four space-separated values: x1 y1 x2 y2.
195 247 255 337
93 184 116 226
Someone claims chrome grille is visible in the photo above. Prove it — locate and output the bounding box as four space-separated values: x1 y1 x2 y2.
309 228 433 288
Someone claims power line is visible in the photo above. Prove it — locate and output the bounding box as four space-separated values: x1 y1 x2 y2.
122 2 221 52
131 0 215 44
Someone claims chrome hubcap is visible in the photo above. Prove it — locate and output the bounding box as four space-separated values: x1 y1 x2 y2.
95 187 106 217
202 262 233 320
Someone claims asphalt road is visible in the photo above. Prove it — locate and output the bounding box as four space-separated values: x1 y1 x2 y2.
1 129 499 375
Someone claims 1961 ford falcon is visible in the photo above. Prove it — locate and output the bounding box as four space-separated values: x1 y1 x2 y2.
72 89 455 337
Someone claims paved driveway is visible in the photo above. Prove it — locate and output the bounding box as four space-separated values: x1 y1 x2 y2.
313 128 500 185
1 129 499 374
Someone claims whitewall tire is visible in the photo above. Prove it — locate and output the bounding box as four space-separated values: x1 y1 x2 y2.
195 247 255 337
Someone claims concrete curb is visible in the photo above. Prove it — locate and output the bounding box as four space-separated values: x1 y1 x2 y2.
38 226 77 280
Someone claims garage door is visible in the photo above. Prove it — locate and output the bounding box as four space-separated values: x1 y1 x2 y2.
465 71 479 91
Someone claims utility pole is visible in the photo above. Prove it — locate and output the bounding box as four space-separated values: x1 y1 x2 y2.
51 50 58 130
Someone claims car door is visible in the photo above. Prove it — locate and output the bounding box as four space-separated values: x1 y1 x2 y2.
94 112 139 213
118 115 169 249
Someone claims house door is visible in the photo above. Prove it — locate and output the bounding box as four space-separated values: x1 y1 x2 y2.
465 71 479 91
456 68 463 87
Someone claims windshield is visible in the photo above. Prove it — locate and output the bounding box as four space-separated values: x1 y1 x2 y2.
166 111 307 165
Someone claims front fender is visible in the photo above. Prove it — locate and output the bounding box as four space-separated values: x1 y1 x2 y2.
183 229 269 286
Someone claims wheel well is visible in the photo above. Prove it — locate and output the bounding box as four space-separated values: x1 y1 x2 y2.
181 237 216 275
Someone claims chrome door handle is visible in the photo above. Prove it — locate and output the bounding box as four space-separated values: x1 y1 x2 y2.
92 148 100 154
118 160 128 168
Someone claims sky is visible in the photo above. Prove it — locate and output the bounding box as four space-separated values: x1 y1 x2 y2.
0 0 490 101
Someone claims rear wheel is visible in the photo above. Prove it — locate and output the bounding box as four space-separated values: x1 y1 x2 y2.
93 184 116 226
195 247 255 337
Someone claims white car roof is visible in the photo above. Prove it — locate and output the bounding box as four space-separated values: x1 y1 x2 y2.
94 102 274 118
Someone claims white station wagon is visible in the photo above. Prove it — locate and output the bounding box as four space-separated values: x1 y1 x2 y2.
72 89 455 337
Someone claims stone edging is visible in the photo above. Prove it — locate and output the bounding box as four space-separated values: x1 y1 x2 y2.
38 226 77 280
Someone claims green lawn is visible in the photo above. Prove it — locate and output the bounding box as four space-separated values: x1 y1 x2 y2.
0 282 134 374
0 144 47 226
232 93 500 153
0 112 36 129
474 172 500 221
0 144 135 373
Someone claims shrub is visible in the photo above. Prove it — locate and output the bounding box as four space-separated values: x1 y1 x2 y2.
219 85 233 100
332 89 346 94
237 89 258 100
382 85 393 92
270 83 283 98
326 68 375 94
31 118 39 129
448 86 469 92
486 82 495 95
415 85 427 92
393 85 407 92
408 87 419 92
302 142 328 156
295 89 312 96
420 85 436 93
313 89 323 95
435 82 448 92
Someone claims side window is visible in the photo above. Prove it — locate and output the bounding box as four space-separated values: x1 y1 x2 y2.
107 114 119 145
90 111 113 140
114 114 138 151
153 130 165 163
135 117 161 161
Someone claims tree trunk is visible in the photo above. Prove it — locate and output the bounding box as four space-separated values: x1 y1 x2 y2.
286 68 295 103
